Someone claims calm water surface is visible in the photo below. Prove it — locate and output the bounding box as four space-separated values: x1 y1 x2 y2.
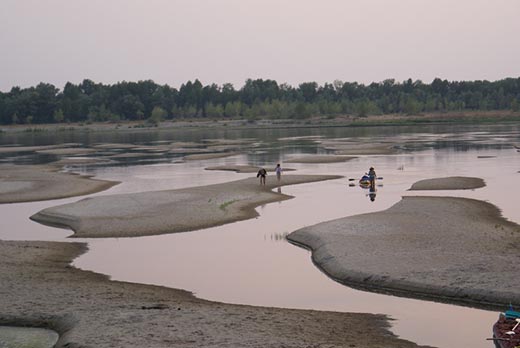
2 124 520 348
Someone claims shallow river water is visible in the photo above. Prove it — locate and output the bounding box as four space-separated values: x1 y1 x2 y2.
2 124 520 348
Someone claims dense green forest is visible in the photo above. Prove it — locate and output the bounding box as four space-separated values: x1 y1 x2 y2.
1 77 519 125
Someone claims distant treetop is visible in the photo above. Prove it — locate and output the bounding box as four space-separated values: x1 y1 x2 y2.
0 77 519 124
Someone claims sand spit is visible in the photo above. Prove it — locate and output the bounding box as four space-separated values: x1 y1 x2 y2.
205 165 296 174
0 165 119 204
409 176 485 190
288 196 520 308
0 240 427 348
318 141 399 155
31 175 342 238
0 145 64 154
107 152 164 159
183 152 239 161
205 165 265 173
35 148 98 156
91 143 139 149
51 157 112 167
286 155 357 164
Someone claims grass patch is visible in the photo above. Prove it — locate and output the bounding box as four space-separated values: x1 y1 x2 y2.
219 199 237 211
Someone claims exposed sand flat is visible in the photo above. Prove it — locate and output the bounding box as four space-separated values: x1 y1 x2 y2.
319 141 399 155
206 144 246 152
334 145 398 155
31 175 342 238
278 135 324 141
409 176 485 190
169 147 209 154
288 196 520 308
202 138 257 145
0 240 426 348
183 152 238 161
0 145 62 154
286 155 357 163
91 143 138 149
0 165 119 204
169 141 204 148
205 165 296 173
51 157 112 166
205 165 265 173
132 146 170 152
35 148 98 155
107 152 164 158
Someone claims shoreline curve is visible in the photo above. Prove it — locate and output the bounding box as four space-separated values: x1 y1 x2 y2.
288 195 520 309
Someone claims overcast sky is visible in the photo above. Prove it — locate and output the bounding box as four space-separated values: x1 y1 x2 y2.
1 0 519 91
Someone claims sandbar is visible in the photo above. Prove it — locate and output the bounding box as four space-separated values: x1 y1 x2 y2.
288 195 520 308
0 145 63 154
0 240 426 348
31 175 342 238
318 140 399 155
183 152 238 161
0 165 119 204
409 176 485 190
35 148 98 156
205 165 296 173
285 155 356 163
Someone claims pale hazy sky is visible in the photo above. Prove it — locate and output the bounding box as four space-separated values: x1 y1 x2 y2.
1 0 519 91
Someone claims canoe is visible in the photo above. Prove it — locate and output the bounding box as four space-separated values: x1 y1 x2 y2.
359 175 374 187
492 310 520 348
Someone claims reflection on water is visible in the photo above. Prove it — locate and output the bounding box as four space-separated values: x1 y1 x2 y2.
1 124 519 348
367 186 377 201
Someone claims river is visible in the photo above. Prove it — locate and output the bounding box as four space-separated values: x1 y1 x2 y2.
2 123 519 348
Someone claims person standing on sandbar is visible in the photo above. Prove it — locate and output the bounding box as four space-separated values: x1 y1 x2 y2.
275 163 283 182
257 168 267 185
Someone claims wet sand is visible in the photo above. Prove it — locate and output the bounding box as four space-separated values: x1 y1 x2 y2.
0 240 427 348
31 175 342 238
0 164 119 204
288 195 520 308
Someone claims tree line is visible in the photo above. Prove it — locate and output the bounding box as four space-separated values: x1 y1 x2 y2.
1 77 519 125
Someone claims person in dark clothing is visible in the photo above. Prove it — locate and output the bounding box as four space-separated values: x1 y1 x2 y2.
368 167 376 188
257 168 267 185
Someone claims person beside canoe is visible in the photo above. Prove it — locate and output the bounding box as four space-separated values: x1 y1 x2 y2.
368 167 376 188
